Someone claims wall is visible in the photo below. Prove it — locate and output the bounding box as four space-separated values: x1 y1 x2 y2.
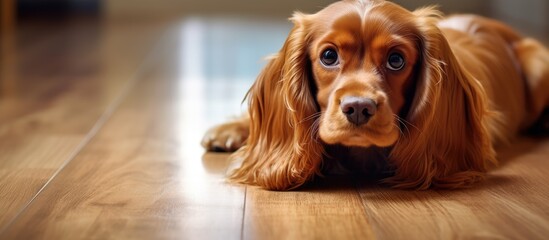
490 0 548 39
104 0 337 19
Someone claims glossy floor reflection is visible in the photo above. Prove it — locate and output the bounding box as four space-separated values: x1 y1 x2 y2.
175 17 291 186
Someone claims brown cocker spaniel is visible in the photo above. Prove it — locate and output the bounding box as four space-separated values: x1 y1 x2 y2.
202 0 549 190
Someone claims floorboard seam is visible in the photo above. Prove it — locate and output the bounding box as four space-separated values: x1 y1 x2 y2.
240 186 247 240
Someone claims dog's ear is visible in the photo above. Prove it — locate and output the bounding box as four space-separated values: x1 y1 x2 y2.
386 7 497 189
228 13 324 190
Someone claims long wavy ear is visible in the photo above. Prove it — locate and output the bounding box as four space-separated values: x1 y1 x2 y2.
385 7 497 189
228 13 324 190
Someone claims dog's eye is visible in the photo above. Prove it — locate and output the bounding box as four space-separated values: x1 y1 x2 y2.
320 49 339 67
386 53 405 71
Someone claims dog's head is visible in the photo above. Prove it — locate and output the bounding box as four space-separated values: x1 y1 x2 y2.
310 0 421 147
230 0 494 190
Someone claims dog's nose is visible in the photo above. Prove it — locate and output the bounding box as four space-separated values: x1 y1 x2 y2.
340 96 377 126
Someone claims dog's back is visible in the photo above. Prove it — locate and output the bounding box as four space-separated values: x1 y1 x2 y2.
439 15 549 140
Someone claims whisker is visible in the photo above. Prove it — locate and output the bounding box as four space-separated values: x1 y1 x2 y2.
394 122 405 135
394 114 420 132
300 111 322 123
393 114 412 137
308 118 321 144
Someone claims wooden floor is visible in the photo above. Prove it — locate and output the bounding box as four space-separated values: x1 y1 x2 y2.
1 17 549 240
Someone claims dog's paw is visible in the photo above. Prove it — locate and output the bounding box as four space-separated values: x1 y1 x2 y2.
201 121 249 152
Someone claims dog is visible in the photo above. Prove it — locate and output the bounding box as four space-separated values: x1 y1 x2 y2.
202 0 549 190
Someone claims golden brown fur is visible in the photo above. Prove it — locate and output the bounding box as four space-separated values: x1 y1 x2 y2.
202 0 549 190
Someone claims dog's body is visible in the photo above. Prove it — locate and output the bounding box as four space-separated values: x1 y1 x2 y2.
202 0 549 190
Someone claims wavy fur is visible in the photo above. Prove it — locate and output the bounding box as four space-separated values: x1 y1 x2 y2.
228 14 324 190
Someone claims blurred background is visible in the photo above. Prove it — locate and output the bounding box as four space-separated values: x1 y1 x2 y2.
2 0 548 78
102 0 549 40
2 0 548 86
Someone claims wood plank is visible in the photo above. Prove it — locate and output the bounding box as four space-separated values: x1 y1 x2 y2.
244 177 375 240
357 138 549 239
0 20 168 229
0 29 245 240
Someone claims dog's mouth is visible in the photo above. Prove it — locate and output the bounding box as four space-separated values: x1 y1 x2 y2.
318 110 400 148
